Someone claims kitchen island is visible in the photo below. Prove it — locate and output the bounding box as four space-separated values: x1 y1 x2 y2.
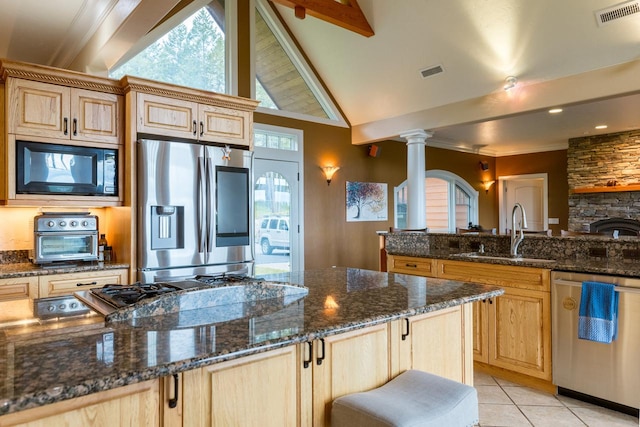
0 267 502 426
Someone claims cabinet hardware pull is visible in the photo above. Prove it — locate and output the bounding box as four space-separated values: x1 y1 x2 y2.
199 121 204 136
63 118 68 135
72 118 77 136
76 281 98 286
489 298 493 304
401 318 410 340
316 338 325 365
168 373 179 408
303 341 313 368
192 120 197 135
405 263 417 268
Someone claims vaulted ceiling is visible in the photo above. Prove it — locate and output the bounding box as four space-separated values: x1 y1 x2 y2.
1 0 640 156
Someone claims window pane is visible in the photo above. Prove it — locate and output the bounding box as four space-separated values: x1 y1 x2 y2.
455 185 471 229
396 186 407 229
254 129 298 151
255 8 329 119
425 177 449 231
110 1 226 93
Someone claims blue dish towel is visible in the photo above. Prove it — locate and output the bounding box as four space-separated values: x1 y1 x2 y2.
578 281 619 343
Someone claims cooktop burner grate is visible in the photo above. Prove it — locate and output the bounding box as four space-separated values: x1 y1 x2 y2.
194 273 261 285
91 283 181 308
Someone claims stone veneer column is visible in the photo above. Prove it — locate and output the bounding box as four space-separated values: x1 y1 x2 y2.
400 129 433 229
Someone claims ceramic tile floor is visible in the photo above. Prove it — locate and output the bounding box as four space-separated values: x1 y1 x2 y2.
474 371 639 427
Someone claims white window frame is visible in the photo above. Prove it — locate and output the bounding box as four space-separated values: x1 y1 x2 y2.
253 123 305 272
394 170 479 232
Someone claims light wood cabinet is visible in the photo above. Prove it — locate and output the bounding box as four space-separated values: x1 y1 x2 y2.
1 60 124 206
393 304 473 385
387 255 436 277
164 345 309 427
7 78 121 145
164 318 471 427
435 259 551 381
312 323 392 427
38 269 128 298
0 276 38 301
137 92 251 147
0 379 160 427
488 287 551 379
387 255 552 382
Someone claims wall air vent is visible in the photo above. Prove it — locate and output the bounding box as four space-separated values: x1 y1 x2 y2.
419 64 444 79
595 0 640 26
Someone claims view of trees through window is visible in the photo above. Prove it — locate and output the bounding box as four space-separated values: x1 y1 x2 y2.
110 4 226 92
109 0 341 121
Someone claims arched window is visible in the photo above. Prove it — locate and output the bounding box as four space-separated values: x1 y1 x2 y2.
394 170 478 232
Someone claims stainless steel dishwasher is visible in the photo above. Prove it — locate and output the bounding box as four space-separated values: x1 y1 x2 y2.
552 270 640 415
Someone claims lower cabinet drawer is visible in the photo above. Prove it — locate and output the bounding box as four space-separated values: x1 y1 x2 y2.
388 255 436 277
38 269 128 297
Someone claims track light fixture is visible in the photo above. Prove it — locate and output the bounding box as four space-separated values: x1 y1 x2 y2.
503 76 518 91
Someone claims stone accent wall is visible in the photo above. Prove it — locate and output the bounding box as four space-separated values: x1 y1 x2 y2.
568 192 640 231
568 130 640 230
568 130 640 189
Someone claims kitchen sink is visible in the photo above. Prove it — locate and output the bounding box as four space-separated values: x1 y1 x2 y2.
453 252 556 264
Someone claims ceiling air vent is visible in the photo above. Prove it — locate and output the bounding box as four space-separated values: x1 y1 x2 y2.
419 64 444 79
595 0 640 26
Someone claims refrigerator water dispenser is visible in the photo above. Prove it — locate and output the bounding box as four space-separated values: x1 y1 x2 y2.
151 206 184 249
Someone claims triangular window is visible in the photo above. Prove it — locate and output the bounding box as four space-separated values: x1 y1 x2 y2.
254 0 347 126
109 1 227 93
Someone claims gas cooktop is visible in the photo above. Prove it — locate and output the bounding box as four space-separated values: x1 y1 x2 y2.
85 274 262 311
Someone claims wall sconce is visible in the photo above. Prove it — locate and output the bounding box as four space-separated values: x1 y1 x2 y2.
321 165 340 185
482 180 495 193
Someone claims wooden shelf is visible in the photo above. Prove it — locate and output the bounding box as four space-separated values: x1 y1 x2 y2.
571 185 640 194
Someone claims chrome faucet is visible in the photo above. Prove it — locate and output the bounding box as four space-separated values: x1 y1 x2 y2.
510 203 528 257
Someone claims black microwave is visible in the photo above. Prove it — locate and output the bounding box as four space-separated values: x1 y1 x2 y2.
16 140 117 196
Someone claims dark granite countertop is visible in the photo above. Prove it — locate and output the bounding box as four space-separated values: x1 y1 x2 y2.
0 267 502 416
398 249 640 276
0 261 130 279
384 232 640 277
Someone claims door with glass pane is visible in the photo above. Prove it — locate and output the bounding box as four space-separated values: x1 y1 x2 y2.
254 159 300 274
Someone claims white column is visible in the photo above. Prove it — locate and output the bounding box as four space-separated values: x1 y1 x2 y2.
399 129 433 229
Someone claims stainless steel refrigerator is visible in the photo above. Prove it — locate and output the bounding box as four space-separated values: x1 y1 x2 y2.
137 138 254 282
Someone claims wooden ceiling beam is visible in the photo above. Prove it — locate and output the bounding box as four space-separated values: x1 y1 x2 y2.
269 0 374 37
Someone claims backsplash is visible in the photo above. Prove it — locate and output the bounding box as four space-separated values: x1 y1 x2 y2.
567 129 640 231
386 233 640 264
0 250 30 264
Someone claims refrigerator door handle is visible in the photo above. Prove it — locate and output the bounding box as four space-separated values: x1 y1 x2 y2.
197 156 207 253
205 154 215 257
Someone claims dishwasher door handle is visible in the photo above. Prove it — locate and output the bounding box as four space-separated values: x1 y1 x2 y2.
553 278 640 294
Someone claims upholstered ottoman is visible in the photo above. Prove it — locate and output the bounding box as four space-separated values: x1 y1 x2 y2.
331 370 479 427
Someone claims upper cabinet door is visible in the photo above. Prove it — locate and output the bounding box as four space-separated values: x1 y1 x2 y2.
199 104 251 147
7 79 70 138
71 88 122 144
137 92 198 140
7 78 122 145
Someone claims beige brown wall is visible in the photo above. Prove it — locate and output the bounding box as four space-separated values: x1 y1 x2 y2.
254 113 408 270
496 150 568 234
255 111 505 270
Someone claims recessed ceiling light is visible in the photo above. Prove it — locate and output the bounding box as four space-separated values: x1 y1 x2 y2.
548 108 563 114
595 125 608 130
